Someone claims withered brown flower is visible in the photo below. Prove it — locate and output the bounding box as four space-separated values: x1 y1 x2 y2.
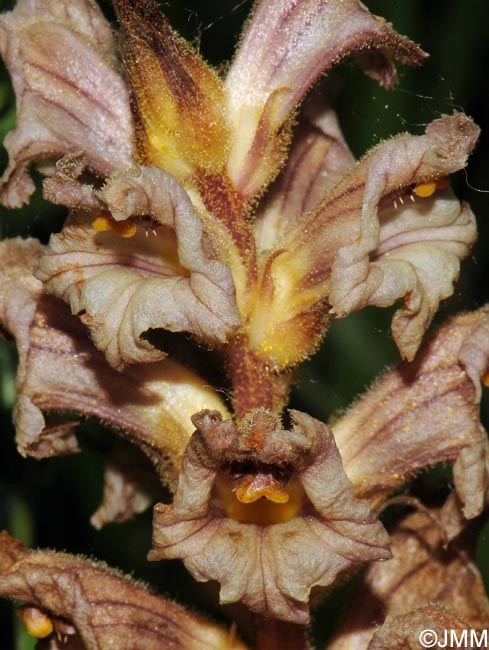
328 495 489 649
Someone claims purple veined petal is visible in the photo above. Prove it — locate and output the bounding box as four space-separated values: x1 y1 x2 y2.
225 0 427 199
333 306 489 520
0 238 230 490
0 532 246 650
246 113 479 369
150 409 390 624
254 89 355 252
0 0 134 208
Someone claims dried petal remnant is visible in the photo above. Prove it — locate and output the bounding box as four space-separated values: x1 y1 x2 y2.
328 502 489 649
151 409 390 624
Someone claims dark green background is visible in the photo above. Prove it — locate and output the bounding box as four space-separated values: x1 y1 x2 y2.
1 1 488 647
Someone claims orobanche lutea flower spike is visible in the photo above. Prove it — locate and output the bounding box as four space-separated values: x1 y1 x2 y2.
0 0 487 648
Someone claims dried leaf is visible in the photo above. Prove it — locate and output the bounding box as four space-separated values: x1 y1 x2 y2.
0 532 245 650
251 114 479 367
150 409 390 624
368 606 473 650
0 0 134 208
37 166 240 369
91 445 160 529
333 306 489 518
0 238 229 488
225 0 427 197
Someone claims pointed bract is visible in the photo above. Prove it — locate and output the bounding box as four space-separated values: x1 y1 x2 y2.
254 92 355 253
113 0 230 180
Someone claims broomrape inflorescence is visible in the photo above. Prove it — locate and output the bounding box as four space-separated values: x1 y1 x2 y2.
0 0 488 648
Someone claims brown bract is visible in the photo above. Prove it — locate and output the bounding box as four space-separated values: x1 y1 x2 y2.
328 500 489 649
0 531 246 650
0 0 134 208
0 238 229 497
333 306 489 519
113 0 230 180
150 409 391 624
254 90 356 254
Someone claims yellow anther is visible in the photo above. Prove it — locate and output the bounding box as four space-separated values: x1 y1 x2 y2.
91 215 113 232
413 176 450 198
413 182 437 198
16 606 54 639
91 213 137 238
482 371 489 388
235 474 290 504
111 220 137 238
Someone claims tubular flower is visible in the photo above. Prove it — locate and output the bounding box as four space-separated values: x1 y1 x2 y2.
149 408 392 623
0 531 245 650
149 307 489 624
0 0 486 648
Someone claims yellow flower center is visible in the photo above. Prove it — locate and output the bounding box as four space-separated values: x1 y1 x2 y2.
91 212 137 238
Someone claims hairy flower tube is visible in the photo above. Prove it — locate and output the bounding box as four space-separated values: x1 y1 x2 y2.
0 0 487 649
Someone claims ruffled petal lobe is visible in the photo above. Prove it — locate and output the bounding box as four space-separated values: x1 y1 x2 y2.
37 166 240 369
150 409 390 624
248 114 479 368
0 238 229 489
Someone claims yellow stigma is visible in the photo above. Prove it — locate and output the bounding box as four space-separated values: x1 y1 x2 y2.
16 607 54 639
235 473 290 504
92 213 137 238
413 176 450 198
413 182 436 198
214 473 305 525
